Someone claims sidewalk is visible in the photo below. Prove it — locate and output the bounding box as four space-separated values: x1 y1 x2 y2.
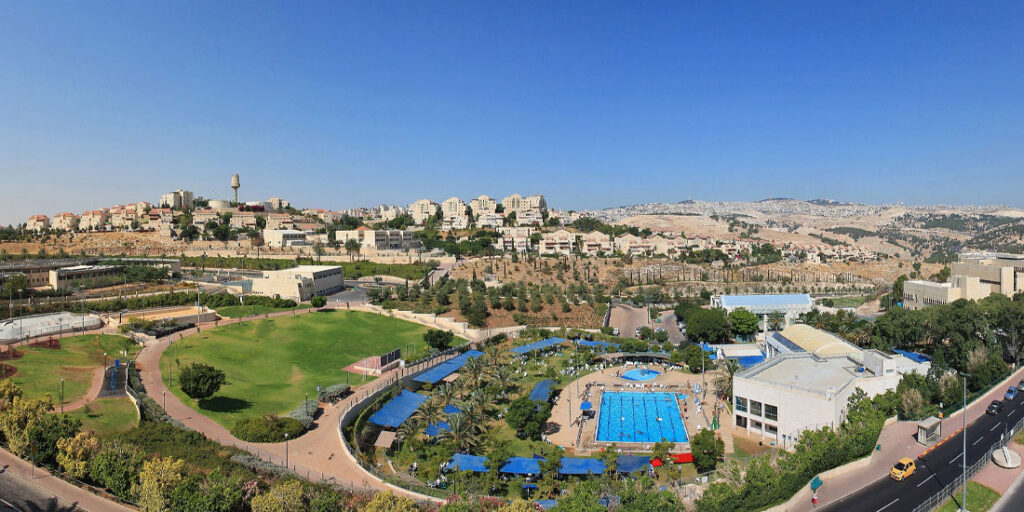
0 445 134 512
811 365 1024 511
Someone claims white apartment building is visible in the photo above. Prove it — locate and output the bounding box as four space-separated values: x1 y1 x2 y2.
51 212 80 231
477 213 504 229
441 197 468 218
441 215 470 231
517 210 544 226
268 197 290 210
579 231 613 256
614 233 651 256
26 215 50 232
335 227 421 251
496 227 533 253
502 193 548 216
250 265 344 301
229 212 258 230
539 229 575 255
159 189 194 210
80 210 109 231
379 205 405 221
109 208 137 229
263 229 309 248
409 199 439 225
192 209 220 229
265 213 295 230
470 195 498 215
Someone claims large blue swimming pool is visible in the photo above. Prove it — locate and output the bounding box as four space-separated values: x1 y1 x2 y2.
621 368 660 381
596 392 689 443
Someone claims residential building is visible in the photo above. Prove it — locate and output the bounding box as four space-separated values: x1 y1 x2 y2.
147 208 174 224
80 210 109 231
903 253 1024 310
250 265 344 301
539 229 575 255
109 208 137 229
613 233 652 256
501 194 523 213
192 209 220 229
409 199 439 225
134 202 153 216
159 189 194 210
579 231 613 256
265 213 295 230
51 212 79 231
379 205 404 222
477 213 504 229
229 211 258 230
516 209 544 226
441 197 468 218
335 227 421 251
267 197 290 210
441 215 470 231
470 195 498 215
263 229 309 248
522 194 547 213
26 215 50 232
711 293 814 331
496 227 533 253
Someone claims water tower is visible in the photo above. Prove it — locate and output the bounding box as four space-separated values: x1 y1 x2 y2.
230 174 240 203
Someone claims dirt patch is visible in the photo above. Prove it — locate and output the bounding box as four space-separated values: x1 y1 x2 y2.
0 364 17 378
26 337 62 350
2 347 24 361
288 365 304 385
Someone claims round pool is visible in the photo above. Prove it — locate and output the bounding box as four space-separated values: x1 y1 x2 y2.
621 368 661 381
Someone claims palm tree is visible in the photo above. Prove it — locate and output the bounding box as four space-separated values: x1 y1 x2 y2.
712 359 742 399
492 365 516 397
412 397 444 430
398 415 423 442
460 401 490 434
440 413 481 452
483 345 505 367
767 311 785 331
462 357 486 390
436 382 458 407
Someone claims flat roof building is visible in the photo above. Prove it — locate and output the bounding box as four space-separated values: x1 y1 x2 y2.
263 229 309 248
250 265 343 302
903 253 1024 310
49 265 121 290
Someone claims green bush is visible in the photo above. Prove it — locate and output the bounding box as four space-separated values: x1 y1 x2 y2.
231 416 305 443
317 384 351 404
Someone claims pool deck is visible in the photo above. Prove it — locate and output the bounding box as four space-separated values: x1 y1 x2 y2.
545 364 735 456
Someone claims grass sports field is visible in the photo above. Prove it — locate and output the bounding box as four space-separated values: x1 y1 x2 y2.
214 304 307 319
8 334 137 404
162 309 449 428
68 397 139 436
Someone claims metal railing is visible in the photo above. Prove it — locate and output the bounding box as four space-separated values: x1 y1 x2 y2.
912 414 1024 512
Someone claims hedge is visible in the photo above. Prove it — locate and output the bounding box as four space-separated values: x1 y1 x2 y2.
231 416 305 443
318 384 351 404
288 400 320 428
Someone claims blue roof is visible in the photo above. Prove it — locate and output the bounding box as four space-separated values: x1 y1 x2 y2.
616 455 650 473
893 349 932 364
720 294 812 308
446 454 488 473
577 340 618 350
368 390 428 428
536 499 558 509
559 457 605 475
425 422 450 437
501 456 544 475
443 404 462 414
580 401 592 411
529 380 554 402
413 350 484 384
735 355 766 367
510 337 567 355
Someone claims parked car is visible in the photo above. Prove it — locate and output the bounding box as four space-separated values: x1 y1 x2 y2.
1006 386 1019 401
611 328 620 336
889 458 916 481
987 400 1004 415
1019 379 1024 389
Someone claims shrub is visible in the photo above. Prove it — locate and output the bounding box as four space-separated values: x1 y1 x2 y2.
288 400 320 428
317 384 351 404
231 416 305 443
228 453 293 478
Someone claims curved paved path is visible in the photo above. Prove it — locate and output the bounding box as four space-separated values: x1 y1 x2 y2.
60 367 106 412
136 305 465 503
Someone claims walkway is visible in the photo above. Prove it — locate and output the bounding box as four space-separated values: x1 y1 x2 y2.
135 305 463 503
61 367 106 412
0 445 134 512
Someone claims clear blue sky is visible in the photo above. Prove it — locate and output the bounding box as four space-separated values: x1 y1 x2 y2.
2 1 1023 225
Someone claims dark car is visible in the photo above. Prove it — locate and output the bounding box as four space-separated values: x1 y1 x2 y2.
987 400 1004 415
1007 387 1019 401
1019 379 1024 390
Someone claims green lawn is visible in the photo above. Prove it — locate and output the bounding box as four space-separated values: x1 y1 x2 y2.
161 310 442 429
67 397 139 436
938 481 1000 512
828 296 870 308
8 334 137 404
214 303 307 319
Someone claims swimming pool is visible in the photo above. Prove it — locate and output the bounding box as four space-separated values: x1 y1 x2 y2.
596 392 689 443
621 368 661 381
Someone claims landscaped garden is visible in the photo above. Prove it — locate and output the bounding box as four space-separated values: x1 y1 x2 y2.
67 397 139 436
7 333 137 403
161 309 449 430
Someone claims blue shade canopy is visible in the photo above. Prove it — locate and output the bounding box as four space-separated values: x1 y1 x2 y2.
577 340 618 349
446 454 488 473
558 457 605 475
719 294 812 309
500 456 544 474
536 499 558 509
368 390 427 428
529 380 553 402
443 404 462 414
413 350 484 384
736 355 766 367
616 455 651 473
510 337 567 354
425 422 450 437
580 401 592 411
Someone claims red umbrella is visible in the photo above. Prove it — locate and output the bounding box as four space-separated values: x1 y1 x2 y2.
651 458 663 467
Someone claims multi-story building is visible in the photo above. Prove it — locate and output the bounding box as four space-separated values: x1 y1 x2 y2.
48 264 121 290
267 197 290 210
516 209 544 226
379 205 404 222
613 234 652 256
477 213 504 229
335 227 421 251
501 194 524 213
441 197 468 218
192 209 220 229
712 294 814 332
408 199 439 225
159 189 194 210
109 208 137 229
579 231 613 256
51 212 80 231
265 213 295 230
539 229 575 255
229 211 258 230
496 227 533 253
26 215 50 232
263 229 309 248
250 265 344 301
80 210 109 231
522 194 547 213
470 195 498 215
441 215 470 231
903 252 1024 310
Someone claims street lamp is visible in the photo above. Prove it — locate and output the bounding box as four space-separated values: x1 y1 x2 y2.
960 372 969 512
163 390 166 410
18 289 23 341
60 378 64 415
285 433 290 469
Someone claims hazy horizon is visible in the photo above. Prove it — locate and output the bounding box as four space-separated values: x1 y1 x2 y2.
2 2 1023 224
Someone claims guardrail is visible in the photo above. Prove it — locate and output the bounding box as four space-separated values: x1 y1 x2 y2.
912 414 1024 512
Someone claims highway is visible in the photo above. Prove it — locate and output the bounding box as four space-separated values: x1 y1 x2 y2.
825 395 1024 512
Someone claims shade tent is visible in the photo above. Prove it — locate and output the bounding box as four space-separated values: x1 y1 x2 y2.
413 350 484 384
425 422 450 437
577 340 618 350
559 457 605 476
368 390 428 428
616 455 650 473
529 380 554 402
671 453 694 464
501 456 544 475
735 355 766 367
580 401 592 411
446 454 489 473
443 404 462 414
510 337 567 355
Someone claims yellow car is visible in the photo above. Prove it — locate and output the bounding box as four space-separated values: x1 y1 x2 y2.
889 458 916 481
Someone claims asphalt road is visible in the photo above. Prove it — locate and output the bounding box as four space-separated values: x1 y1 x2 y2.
657 311 685 345
824 395 1024 512
993 473 1024 512
608 304 650 339
0 471 79 512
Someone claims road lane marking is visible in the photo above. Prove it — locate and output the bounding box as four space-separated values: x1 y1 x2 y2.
1011 409 1018 417
916 474 935 487
973 437 983 446
877 498 899 512
991 422 1001 431
951 453 962 463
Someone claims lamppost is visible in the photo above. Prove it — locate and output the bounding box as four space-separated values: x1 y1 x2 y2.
60 378 64 415
961 372 969 512
305 392 309 417
163 390 166 410
18 289 24 341
285 433 290 469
